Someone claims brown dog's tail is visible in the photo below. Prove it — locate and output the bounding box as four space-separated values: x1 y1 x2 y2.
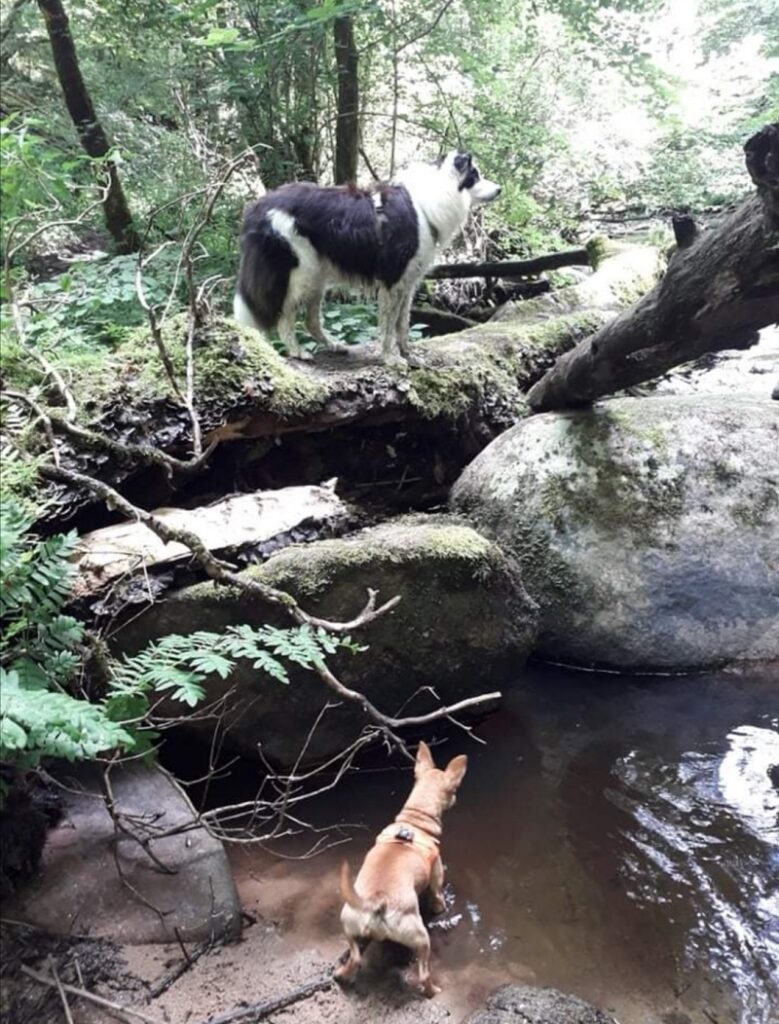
339 861 387 917
340 860 362 909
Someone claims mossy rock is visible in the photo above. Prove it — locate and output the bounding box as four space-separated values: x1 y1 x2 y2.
452 396 779 671
116 515 538 766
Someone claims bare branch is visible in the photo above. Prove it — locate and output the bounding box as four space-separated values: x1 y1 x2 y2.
21 965 164 1024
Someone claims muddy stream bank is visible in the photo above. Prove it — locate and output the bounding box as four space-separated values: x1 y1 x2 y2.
148 661 779 1024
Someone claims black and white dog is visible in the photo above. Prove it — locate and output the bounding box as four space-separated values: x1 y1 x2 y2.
233 152 501 366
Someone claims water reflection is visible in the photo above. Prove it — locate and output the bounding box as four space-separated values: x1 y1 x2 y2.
612 721 779 1022
212 664 779 1024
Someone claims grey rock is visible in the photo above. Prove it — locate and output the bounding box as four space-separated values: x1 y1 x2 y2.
452 396 779 670
7 762 241 944
117 515 538 766
463 984 614 1024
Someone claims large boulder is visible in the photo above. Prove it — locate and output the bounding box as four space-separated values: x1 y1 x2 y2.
6 762 241 944
117 515 538 765
463 985 614 1024
452 396 779 671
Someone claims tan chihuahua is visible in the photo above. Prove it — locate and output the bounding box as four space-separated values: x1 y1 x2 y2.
335 741 467 997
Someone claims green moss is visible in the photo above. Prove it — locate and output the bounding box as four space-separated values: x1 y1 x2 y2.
585 235 609 270
731 483 779 527
534 408 686 543
408 311 606 421
258 520 501 596
182 519 505 605
39 315 329 422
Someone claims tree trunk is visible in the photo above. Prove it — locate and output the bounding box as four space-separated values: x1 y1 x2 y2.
333 15 359 184
527 123 779 412
37 0 140 253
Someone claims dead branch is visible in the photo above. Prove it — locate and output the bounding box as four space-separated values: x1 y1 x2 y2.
2 389 61 466
47 956 74 1024
135 149 258 457
195 975 334 1024
21 965 164 1024
145 936 216 1001
427 247 590 279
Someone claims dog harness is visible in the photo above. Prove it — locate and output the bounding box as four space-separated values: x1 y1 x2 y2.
375 821 440 870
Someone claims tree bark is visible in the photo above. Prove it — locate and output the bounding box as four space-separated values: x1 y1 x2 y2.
37 0 140 253
333 14 359 184
527 123 779 412
427 247 590 279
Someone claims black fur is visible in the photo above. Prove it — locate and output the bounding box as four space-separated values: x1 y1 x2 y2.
236 214 299 329
454 152 480 192
236 183 419 328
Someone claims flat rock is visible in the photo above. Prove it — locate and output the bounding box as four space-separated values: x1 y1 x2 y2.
7 762 241 944
453 396 779 670
116 514 538 765
72 481 349 597
463 984 615 1024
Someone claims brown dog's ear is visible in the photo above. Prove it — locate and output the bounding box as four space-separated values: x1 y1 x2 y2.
415 741 435 777
444 754 468 790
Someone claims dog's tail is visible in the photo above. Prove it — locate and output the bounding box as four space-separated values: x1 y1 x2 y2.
234 201 299 332
340 861 387 917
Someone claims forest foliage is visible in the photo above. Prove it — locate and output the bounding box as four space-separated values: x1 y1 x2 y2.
0 1 777 790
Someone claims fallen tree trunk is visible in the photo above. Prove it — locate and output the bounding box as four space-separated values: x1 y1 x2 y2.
427 246 590 279
6 247 661 526
527 123 779 411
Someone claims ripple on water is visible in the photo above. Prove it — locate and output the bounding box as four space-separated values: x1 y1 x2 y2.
612 720 779 1022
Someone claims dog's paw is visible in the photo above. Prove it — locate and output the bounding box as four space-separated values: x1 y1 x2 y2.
430 896 447 915
384 355 409 371
420 981 441 998
334 962 358 986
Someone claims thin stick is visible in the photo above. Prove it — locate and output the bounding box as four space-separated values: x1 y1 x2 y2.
21 966 164 1024
48 957 74 1024
195 974 333 1024
145 937 214 1001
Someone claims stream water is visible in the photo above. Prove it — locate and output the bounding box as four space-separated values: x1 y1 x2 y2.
179 663 779 1024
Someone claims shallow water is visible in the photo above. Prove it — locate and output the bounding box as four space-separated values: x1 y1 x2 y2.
202 664 779 1023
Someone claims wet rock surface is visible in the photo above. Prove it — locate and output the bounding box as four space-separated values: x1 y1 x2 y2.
116 514 538 766
6 762 241 944
453 395 779 670
463 984 615 1024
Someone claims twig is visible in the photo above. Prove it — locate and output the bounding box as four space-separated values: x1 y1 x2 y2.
21 965 164 1024
2 389 60 466
195 974 333 1024
174 926 192 965
145 936 215 1001
48 957 74 1024
36 463 500 767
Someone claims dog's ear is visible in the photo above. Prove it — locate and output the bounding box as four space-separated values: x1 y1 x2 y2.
415 741 435 777
444 754 468 790
454 151 472 173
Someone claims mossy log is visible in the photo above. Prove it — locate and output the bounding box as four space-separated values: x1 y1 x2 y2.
15 247 661 523
527 123 779 412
